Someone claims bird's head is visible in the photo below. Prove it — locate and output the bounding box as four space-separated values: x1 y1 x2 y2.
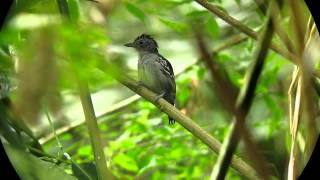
124 34 158 53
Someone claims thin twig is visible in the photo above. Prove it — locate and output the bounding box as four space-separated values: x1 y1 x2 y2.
194 0 294 61
254 0 294 53
45 107 93 180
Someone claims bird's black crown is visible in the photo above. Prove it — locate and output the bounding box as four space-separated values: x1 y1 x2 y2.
135 34 158 48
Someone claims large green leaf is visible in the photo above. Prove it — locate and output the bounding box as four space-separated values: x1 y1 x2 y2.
72 162 98 180
159 18 188 33
113 153 139 172
4 144 76 180
68 0 81 22
206 16 220 39
125 2 145 21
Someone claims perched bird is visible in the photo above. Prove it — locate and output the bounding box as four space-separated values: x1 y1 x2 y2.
124 34 176 124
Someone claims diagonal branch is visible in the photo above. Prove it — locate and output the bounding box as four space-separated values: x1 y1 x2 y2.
194 0 320 93
253 0 294 53
99 61 259 180
195 32 238 113
194 0 294 61
39 34 247 144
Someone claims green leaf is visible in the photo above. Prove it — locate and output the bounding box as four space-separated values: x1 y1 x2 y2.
172 0 193 5
218 53 233 62
186 10 209 26
137 156 157 175
60 133 72 141
206 16 220 39
235 0 241 6
0 28 20 45
159 18 188 33
5 144 76 180
77 145 93 157
197 66 206 80
68 0 81 22
125 2 145 21
72 162 98 180
113 153 139 172
186 10 208 18
0 48 14 73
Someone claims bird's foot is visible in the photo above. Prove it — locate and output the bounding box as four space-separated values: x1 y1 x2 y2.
169 118 175 125
154 92 165 104
137 81 144 89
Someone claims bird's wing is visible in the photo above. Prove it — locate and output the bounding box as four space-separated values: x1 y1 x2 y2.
156 55 174 79
155 55 176 94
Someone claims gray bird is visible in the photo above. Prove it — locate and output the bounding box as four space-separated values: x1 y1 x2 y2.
124 34 176 124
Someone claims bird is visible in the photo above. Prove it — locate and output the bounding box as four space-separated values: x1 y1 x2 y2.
124 34 176 125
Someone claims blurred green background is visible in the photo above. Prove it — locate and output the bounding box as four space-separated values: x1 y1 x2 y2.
1 0 314 179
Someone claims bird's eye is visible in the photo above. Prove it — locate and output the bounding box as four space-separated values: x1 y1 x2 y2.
139 41 143 44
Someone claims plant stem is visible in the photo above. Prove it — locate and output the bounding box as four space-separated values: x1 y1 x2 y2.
55 0 113 179
78 82 113 180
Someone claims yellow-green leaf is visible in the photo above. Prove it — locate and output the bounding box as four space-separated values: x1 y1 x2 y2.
159 18 188 33
206 16 220 39
113 153 139 172
125 2 145 21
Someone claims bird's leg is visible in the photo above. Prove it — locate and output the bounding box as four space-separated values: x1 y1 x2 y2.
137 81 144 87
154 92 166 111
136 81 144 91
154 92 166 104
137 80 144 86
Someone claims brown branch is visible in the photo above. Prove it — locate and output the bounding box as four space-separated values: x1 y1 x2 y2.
99 61 260 180
39 34 247 144
194 0 320 93
194 32 238 113
194 0 294 61
254 0 294 53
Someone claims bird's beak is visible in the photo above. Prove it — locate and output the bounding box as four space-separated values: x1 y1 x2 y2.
124 42 135 47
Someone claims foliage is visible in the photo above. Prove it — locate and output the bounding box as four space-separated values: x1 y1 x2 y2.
0 0 312 179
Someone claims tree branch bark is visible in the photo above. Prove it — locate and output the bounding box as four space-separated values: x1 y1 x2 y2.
99 61 259 180
39 34 247 144
194 0 294 61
